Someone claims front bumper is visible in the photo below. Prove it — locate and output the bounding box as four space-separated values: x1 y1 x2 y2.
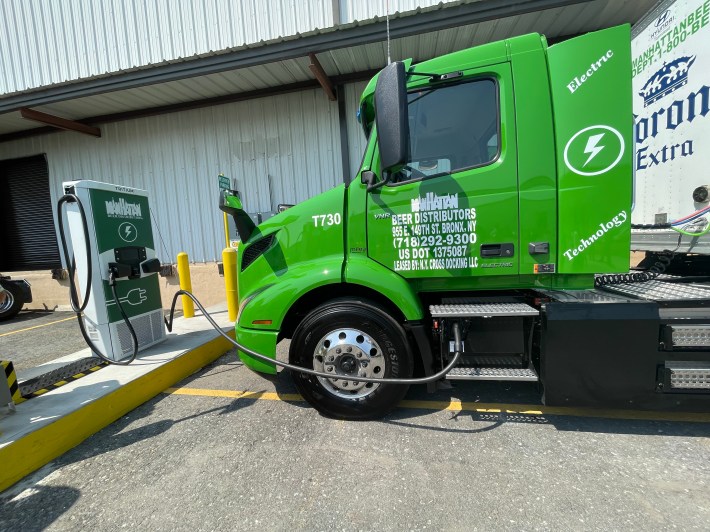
235 324 278 375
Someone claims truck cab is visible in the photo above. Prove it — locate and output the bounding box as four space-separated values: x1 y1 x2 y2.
221 25 710 419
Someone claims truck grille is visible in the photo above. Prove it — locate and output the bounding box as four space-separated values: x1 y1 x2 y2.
241 234 275 271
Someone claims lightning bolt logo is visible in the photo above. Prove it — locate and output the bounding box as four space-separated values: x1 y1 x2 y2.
564 125 624 177
583 133 605 167
118 222 137 242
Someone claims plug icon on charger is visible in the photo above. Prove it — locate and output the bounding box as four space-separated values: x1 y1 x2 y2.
106 288 147 307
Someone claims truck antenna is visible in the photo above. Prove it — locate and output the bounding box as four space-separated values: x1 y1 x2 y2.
386 0 391 64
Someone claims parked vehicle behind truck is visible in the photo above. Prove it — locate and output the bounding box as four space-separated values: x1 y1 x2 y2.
0 274 32 321
220 23 710 419
631 0 710 257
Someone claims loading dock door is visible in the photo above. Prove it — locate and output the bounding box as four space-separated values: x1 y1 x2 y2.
0 155 60 271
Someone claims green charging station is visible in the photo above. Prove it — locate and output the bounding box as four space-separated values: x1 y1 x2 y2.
62 180 166 361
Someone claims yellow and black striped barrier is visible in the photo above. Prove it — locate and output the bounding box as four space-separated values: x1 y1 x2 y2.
2 360 24 406
19 358 107 400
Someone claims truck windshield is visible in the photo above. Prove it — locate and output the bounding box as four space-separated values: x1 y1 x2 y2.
390 78 499 183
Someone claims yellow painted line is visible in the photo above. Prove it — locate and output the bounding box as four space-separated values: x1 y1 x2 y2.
0 330 235 493
164 386 710 423
164 386 303 402
0 315 77 337
398 398 544 415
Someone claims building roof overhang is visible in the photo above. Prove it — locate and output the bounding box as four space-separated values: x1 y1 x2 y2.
0 0 656 141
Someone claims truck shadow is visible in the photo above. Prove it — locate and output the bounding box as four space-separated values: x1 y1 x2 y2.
183 354 710 436
382 382 710 437
1 310 59 326
383 408 710 437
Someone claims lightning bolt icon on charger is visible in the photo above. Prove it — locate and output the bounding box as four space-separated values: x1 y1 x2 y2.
107 288 147 307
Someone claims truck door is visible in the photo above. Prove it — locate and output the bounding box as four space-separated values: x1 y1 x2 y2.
366 64 518 281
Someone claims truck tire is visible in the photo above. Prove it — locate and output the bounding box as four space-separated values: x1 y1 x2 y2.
289 299 413 420
0 282 24 321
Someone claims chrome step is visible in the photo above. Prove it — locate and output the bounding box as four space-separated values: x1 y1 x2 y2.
666 362 710 390
460 355 524 367
667 325 710 348
600 280 710 301
431 302 539 317
445 365 539 381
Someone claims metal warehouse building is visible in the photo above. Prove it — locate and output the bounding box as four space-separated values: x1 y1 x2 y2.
0 0 656 308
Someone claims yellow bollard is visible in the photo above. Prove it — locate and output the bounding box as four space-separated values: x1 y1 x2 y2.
222 247 239 322
176 252 195 318
223 212 230 249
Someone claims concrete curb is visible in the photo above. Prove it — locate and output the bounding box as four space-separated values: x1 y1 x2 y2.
0 307 234 493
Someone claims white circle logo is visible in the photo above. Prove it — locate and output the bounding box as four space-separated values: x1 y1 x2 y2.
563 125 625 177
118 222 138 242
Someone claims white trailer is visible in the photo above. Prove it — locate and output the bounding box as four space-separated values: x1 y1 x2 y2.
631 0 710 253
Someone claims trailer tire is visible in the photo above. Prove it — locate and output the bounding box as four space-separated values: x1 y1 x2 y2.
289 298 413 420
0 282 24 321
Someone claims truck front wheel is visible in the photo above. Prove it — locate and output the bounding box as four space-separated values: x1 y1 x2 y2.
289 299 413 419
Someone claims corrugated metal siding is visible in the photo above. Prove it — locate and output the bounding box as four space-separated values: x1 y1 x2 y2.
32 56 317 122
345 81 370 177
0 0 333 96
0 88 343 264
340 0 462 22
326 1 653 71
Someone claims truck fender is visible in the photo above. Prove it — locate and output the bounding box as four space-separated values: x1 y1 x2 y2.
238 258 344 329
345 256 423 321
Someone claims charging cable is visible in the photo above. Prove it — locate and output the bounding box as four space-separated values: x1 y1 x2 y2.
57 194 463 382
164 290 463 385
56 195 464 382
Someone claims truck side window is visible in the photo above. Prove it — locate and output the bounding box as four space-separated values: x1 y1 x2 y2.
390 78 499 184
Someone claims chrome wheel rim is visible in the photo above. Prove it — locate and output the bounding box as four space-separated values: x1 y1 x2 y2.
313 328 386 399
0 290 14 313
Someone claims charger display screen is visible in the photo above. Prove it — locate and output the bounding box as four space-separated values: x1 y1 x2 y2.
114 246 146 264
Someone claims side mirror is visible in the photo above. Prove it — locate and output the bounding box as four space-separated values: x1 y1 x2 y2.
375 61 409 174
219 191 244 215
219 190 255 242
361 170 389 192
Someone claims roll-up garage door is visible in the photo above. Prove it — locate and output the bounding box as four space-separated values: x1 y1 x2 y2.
0 155 60 271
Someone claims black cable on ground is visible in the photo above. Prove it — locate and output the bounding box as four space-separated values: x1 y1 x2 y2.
164 290 463 385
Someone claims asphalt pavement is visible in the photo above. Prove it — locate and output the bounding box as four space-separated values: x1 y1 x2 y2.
0 309 182 375
1 342 708 531
0 311 84 372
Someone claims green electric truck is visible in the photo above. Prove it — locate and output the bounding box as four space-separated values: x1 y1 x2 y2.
220 24 710 419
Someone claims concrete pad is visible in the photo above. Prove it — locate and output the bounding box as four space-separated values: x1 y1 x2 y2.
0 304 235 492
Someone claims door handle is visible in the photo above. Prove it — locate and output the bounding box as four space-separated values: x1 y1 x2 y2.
528 242 549 255
480 243 514 257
